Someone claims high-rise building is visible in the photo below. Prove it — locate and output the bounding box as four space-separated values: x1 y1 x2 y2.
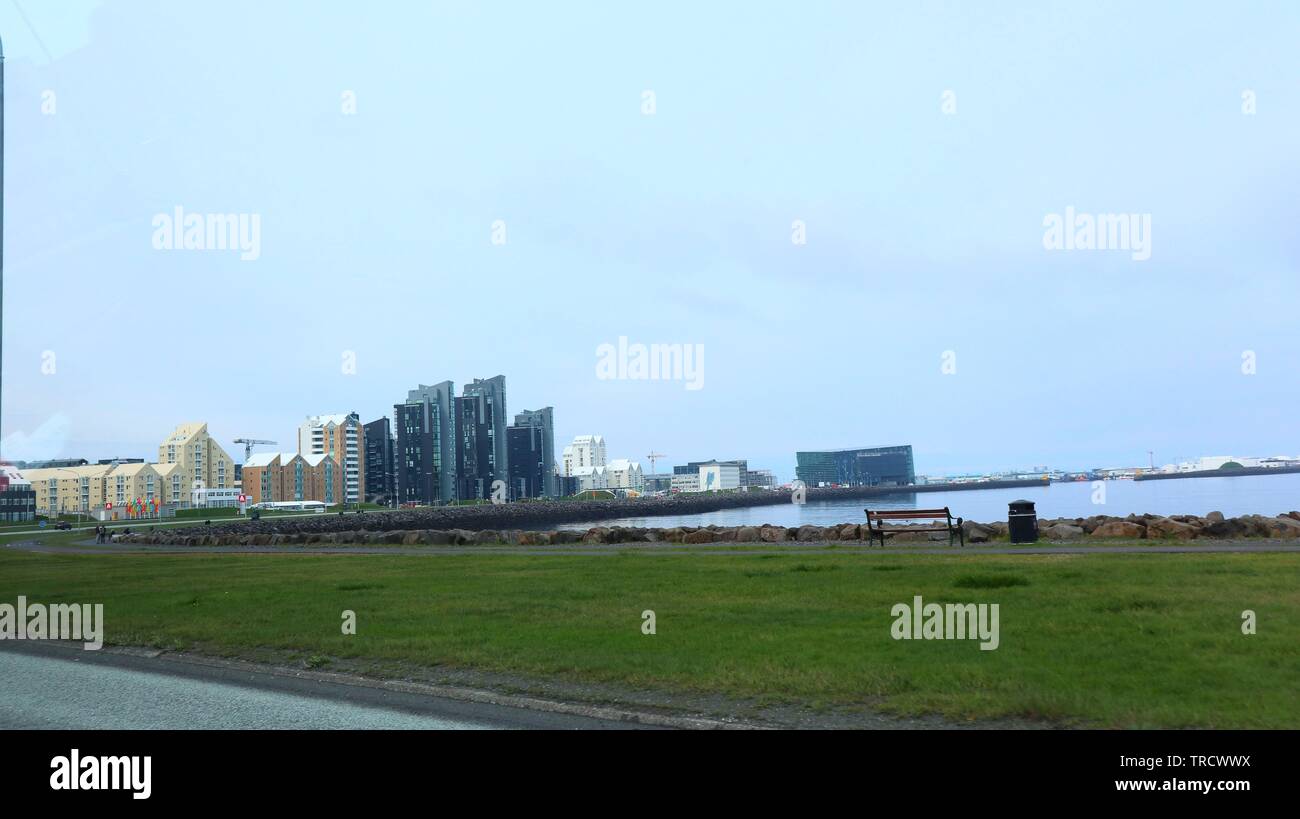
157 422 237 491
363 416 396 504
395 382 457 505
795 445 915 487
456 376 508 501
298 413 365 504
508 407 555 498
561 435 606 476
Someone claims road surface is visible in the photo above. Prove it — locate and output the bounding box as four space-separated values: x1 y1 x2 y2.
0 641 645 730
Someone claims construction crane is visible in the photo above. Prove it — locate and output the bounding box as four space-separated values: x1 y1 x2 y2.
646 451 666 474
234 438 277 461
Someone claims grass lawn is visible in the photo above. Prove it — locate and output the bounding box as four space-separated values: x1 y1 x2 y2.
0 546 1295 727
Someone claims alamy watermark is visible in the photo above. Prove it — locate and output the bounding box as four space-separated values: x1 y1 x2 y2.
596 336 704 390
891 595 999 650
0 596 103 650
1042 206 1151 261
151 206 261 261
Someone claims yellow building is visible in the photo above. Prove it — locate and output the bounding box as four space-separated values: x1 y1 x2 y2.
25 465 111 515
157 422 237 491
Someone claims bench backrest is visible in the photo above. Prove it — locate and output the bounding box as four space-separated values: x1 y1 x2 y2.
866 508 951 522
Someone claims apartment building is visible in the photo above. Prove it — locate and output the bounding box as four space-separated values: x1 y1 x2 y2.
298 413 365 504
561 435 606 476
241 452 343 506
157 422 237 490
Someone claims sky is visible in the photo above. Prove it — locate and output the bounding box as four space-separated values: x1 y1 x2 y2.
1 0 1297 481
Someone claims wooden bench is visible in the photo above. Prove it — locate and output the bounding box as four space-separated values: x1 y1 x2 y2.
864 507 964 548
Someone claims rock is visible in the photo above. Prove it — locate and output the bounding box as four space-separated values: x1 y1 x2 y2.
736 526 760 543
1146 517 1199 540
961 520 995 543
1041 524 1084 540
1206 511 1225 523
1204 517 1250 538
424 530 453 545
1090 521 1146 539
837 523 861 540
796 525 825 542
759 526 787 542
683 530 716 544
474 530 502 545
1266 516 1300 539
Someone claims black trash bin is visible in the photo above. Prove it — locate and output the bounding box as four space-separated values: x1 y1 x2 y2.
1008 499 1038 544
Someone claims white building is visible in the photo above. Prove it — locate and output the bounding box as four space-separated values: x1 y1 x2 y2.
573 465 608 492
698 462 741 492
606 459 644 491
561 435 606 476
671 473 700 493
298 413 364 504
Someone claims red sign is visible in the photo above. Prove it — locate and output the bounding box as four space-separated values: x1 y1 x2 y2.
238 494 247 503
106 502 113 510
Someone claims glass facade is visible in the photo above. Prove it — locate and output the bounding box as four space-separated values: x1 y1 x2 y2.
795 445 915 487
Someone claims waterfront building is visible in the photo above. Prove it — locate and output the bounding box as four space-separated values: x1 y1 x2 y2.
795 445 915 487
642 473 673 494
241 452 343 505
157 422 238 491
606 458 644 491
744 468 776 490
298 413 365 504
670 472 700 493
510 407 556 497
0 465 36 522
363 417 397 504
457 376 509 501
395 382 457 505
698 461 741 492
561 435 606 476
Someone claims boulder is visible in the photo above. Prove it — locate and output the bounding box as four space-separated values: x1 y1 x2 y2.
1206 511 1225 523
1090 521 1146 539
1146 517 1199 540
1204 517 1250 538
796 525 825 542
402 531 423 545
474 530 503 545
759 526 787 543
961 521 995 543
683 530 716 544
736 526 760 543
837 523 861 540
1041 523 1084 540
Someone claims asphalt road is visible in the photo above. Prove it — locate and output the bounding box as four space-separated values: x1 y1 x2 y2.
0 642 644 730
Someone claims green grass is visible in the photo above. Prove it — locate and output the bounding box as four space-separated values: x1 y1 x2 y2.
0 547 1295 727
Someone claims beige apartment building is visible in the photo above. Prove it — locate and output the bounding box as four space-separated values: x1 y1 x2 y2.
157 422 237 491
25 464 111 515
26 461 185 515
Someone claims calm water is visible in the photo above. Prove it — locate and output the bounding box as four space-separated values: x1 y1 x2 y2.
565 473 1300 529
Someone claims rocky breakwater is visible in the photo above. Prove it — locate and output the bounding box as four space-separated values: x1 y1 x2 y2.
114 511 1300 547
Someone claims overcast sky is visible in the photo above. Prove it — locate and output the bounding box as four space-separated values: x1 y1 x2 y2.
2 0 1297 480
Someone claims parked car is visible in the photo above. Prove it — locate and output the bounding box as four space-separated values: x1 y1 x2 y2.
54 521 72 530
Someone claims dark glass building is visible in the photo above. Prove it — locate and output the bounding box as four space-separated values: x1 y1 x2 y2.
457 376 508 501
507 407 555 499
363 416 397 504
795 445 915 487
395 382 457 505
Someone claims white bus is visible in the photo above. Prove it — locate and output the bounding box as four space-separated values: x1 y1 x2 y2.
251 501 328 514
